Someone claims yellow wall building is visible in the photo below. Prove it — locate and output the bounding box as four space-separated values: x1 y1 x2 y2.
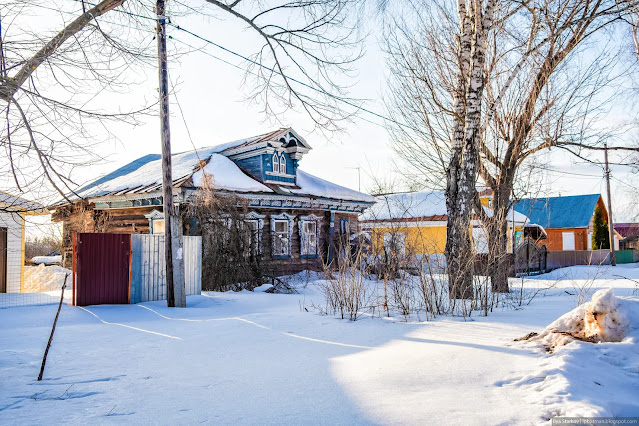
360 191 528 256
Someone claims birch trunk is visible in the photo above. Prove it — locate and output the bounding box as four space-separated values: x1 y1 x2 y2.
446 0 495 300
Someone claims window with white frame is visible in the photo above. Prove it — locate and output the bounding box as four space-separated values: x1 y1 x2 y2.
562 231 575 251
246 220 260 255
244 212 265 255
279 154 286 174
273 220 290 256
300 216 320 257
152 220 165 234
272 153 280 173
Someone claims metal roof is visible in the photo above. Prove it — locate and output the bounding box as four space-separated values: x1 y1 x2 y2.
513 194 602 229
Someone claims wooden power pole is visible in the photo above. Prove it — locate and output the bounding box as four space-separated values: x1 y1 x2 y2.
156 0 186 307
604 142 616 266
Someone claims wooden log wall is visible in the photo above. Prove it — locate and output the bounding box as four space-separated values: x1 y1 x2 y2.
54 201 363 279
53 203 158 267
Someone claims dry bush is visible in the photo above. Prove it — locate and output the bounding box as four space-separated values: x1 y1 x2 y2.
316 243 370 321
186 189 265 291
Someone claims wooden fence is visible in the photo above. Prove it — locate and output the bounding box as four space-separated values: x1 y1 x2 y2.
130 234 202 304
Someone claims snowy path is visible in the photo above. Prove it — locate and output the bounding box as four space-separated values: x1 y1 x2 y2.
1 265 638 424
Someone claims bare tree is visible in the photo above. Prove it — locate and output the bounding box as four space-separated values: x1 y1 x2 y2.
0 0 157 206
1 0 365 206
477 0 639 291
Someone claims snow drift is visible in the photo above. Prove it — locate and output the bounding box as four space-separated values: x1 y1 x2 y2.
527 289 629 349
23 264 71 293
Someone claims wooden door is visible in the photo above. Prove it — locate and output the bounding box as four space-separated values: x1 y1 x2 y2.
0 228 7 293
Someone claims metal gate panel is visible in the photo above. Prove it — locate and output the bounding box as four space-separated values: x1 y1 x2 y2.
75 233 131 306
0 228 7 293
130 234 201 303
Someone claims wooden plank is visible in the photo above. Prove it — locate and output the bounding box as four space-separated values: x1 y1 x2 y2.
183 236 202 295
130 235 143 304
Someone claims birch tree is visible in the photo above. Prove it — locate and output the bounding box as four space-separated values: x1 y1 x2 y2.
385 0 499 298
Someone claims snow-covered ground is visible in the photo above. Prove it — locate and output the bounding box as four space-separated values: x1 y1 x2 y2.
1 264 638 424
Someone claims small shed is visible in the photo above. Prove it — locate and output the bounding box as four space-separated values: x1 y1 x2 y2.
0 192 44 293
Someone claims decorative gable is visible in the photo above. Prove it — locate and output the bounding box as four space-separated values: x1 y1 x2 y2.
221 128 310 188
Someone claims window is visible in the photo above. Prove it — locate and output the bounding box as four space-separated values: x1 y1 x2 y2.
472 227 488 254
301 221 318 257
152 220 165 234
340 218 349 234
246 220 261 255
562 231 575 251
273 220 290 256
383 232 405 255
272 153 279 173
279 155 286 174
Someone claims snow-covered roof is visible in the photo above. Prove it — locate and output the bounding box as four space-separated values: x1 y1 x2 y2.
74 136 273 200
284 170 375 203
513 194 602 229
191 154 273 193
66 129 373 205
0 191 45 212
361 190 529 224
361 191 448 221
482 205 529 225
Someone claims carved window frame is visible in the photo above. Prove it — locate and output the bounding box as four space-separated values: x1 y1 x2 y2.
299 214 321 258
271 213 294 258
245 211 265 255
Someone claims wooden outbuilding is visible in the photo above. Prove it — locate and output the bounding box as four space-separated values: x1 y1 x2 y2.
512 194 621 251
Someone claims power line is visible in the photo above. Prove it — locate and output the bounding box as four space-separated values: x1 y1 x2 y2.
63 0 400 129
168 74 201 161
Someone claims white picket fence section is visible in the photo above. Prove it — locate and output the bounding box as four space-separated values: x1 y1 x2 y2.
131 234 201 303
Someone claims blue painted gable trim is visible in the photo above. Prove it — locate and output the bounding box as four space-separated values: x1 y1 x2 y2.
513 194 601 229
233 151 297 185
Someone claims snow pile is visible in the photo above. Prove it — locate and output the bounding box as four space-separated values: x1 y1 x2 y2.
191 154 272 193
507 289 639 419
528 289 629 349
23 264 72 293
31 255 62 265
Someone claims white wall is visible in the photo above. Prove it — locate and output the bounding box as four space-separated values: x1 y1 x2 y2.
0 211 24 293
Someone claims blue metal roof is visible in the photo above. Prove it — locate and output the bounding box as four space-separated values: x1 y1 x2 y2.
513 194 601 229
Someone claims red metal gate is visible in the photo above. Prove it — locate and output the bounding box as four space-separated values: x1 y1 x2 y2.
74 233 131 306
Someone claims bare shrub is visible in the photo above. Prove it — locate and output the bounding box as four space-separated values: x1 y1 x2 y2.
186 188 265 291
316 244 368 321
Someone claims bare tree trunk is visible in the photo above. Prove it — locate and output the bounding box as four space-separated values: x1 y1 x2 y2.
487 215 509 292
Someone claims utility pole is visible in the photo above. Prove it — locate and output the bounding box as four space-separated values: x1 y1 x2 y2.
347 167 361 192
156 0 186 307
603 142 616 266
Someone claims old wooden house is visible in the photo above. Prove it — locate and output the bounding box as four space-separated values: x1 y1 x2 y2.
50 128 375 287
512 194 622 251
